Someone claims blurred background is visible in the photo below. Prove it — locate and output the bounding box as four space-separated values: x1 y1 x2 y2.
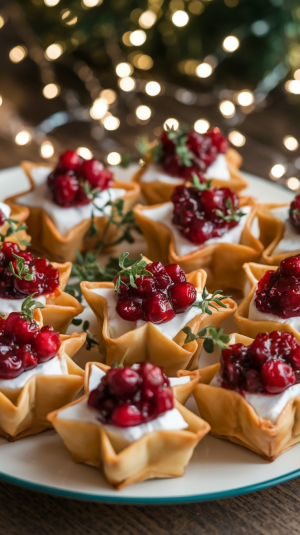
0 0 300 189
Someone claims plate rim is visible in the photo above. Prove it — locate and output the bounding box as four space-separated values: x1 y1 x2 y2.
0 467 299 504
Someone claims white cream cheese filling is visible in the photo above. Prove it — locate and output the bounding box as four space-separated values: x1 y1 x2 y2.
17 166 126 236
141 154 230 184
0 202 11 222
0 355 68 390
91 287 203 340
0 294 46 316
210 371 300 424
88 363 191 392
141 203 251 257
271 206 300 255
248 285 300 331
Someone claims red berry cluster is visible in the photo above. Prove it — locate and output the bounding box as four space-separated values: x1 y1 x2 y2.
115 262 197 324
220 331 300 395
255 255 300 319
88 362 173 427
289 194 300 232
47 150 114 207
0 242 59 299
172 184 239 245
0 314 60 380
0 210 6 226
159 128 229 181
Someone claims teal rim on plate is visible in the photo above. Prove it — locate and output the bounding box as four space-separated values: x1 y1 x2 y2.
0 468 299 504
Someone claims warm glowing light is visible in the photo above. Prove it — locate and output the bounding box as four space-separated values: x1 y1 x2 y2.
145 81 161 96
45 43 63 60
163 118 179 131
0 16 5 28
90 98 108 119
283 136 299 151
172 10 189 27
116 62 133 78
100 89 116 104
66 16 77 25
43 83 60 99
222 35 240 52
103 116 120 130
136 105 151 120
15 131 32 145
133 54 153 70
129 30 146 46
40 141 54 158
9 46 27 63
194 119 210 134
77 147 93 159
237 90 254 106
228 130 246 147
139 10 157 28
44 0 60 5
294 69 300 80
82 0 101 6
287 177 300 190
195 62 213 78
107 152 121 165
270 164 286 179
118 77 136 91
0 96 2 106
285 80 300 94
219 100 236 118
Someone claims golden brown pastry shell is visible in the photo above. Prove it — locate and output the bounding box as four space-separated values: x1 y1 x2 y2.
80 268 237 376
83 361 201 406
0 324 85 441
5 161 140 263
132 148 247 205
257 202 296 265
234 262 300 341
134 196 263 297
193 333 300 461
0 202 31 249
48 396 210 490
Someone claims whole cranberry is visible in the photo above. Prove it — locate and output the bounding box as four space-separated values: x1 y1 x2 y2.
107 367 140 398
135 276 155 296
16 347 38 370
4 312 21 337
140 363 167 399
248 333 272 367
280 255 300 277
116 298 143 322
1 242 21 263
164 264 186 283
0 355 23 380
168 282 197 313
261 359 295 394
111 403 142 427
289 195 300 232
47 170 57 189
0 210 6 226
206 128 229 153
88 383 108 410
143 291 175 324
52 175 79 207
153 387 174 414
33 331 60 362
146 262 166 277
58 150 82 172
160 130 175 153
244 369 264 393
188 218 214 245
18 251 34 263
15 317 40 345
80 159 103 187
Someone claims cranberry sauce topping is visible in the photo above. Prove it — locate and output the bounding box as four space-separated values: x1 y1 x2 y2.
289 194 300 232
0 210 6 227
115 261 197 324
47 150 114 208
0 301 60 380
0 242 59 299
88 362 173 427
156 127 229 181
220 331 300 395
172 182 244 245
255 254 300 319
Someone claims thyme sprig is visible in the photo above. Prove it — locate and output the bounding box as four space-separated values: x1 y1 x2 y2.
192 174 212 191
137 124 193 166
114 253 152 293
0 217 30 246
193 287 230 315
112 348 129 368
71 318 99 351
21 293 45 321
9 253 35 281
215 197 246 223
183 325 230 353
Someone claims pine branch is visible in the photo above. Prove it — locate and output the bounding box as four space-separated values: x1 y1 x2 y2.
183 325 230 353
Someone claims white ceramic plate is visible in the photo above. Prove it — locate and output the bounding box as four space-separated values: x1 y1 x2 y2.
0 165 297 505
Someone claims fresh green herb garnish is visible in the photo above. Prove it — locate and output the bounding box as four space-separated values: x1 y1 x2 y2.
193 287 230 315
71 318 99 351
183 325 230 353
9 253 35 281
114 253 152 294
21 293 45 321
0 218 30 247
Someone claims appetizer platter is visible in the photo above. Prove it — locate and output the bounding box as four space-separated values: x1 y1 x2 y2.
0 125 300 504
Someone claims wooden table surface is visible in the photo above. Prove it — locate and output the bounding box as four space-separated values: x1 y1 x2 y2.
1 4 300 534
